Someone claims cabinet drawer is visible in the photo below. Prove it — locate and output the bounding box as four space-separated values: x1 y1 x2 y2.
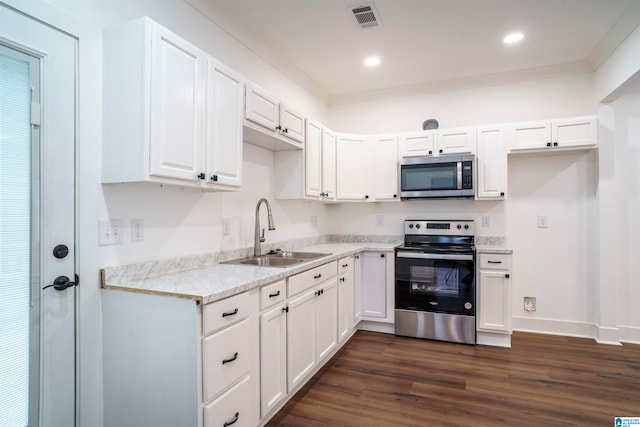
338 256 353 275
203 318 251 402
204 374 253 427
478 253 511 270
203 291 250 336
288 261 337 297
260 280 286 310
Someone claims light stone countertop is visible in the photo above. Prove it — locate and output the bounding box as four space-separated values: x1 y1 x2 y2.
101 242 400 305
475 245 514 255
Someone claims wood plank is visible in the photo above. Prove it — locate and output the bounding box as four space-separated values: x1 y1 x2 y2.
267 331 640 426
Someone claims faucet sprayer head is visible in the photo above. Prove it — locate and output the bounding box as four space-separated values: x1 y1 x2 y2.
267 214 276 231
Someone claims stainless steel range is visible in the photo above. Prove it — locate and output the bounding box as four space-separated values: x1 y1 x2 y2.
395 219 476 344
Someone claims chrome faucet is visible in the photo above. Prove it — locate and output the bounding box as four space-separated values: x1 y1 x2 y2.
254 198 276 257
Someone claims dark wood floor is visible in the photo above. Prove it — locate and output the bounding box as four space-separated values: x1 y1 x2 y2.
267 331 640 426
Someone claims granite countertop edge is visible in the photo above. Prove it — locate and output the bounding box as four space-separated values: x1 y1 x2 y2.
101 242 400 305
475 246 514 254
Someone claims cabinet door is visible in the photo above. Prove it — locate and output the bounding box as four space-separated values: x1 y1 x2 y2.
552 117 597 149
476 126 507 200
360 252 387 318
338 268 355 343
286 288 316 392
245 83 279 131
477 270 511 332
399 131 435 157
305 119 322 198
316 279 338 362
149 24 205 181
373 135 399 201
280 104 305 143
336 134 368 200
321 128 337 199
260 305 287 418
206 60 243 188
437 127 476 155
353 254 362 321
507 121 551 151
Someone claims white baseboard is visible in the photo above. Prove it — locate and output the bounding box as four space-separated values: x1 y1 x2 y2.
477 331 511 348
357 320 395 334
619 325 640 344
513 316 627 345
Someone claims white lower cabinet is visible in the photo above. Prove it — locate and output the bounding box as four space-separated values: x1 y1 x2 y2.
477 253 513 347
259 303 287 418
286 287 317 391
359 252 388 319
101 288 259 427
338 256 355 343
316 279 338 361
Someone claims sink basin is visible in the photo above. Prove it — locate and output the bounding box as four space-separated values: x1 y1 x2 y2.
221 251 331 267
239 256 304 267
268 251 330 260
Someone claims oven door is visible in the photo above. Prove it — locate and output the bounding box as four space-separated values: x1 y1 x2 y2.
395 249 475 315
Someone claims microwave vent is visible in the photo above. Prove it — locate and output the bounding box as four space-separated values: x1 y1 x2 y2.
350 3 382 29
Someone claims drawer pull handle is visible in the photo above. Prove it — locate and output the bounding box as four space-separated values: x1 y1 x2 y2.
487 260 502 264
269 290 281 298
222 308 238 318
313 274 322 279
223 412 239 427
222 352 238 365
342 264 349 268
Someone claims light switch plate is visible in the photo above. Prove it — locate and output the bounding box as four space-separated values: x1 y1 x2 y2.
482 215 490 228
537 215 548 228
131 219 144 242
99 219 124 245
376 215 384 227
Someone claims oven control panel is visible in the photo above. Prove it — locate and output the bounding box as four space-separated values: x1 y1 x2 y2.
404 220 475 236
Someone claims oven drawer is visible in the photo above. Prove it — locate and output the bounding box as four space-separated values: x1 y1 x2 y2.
478 253 511 270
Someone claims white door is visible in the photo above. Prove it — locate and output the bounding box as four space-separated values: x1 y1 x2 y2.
304 119 322 198
286 288 316 392
476 126 507 200
0 6 76 426
336 134 368 200
259 305 287 418
315 280 338 362
321 127 336 199
399 131 434 157
360 252 386 318
373 135 399 201
437 127 476 155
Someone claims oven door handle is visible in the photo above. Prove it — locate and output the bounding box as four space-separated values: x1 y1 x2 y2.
396 251 474 261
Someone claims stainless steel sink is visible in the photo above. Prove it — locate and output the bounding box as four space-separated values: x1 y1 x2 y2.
268 251 330 260
221 251 330 267
239 256 304 267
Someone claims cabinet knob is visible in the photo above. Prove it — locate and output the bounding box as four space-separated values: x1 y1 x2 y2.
380 253 385 258
210 175 218 182
365 195 369 199
505 273 510 279
546 142 552 147
428 150 433 155
283 128 289 133
500 192 505 197
393 194 397 198
197 172 205 180
439 149 443 153
276 125 282 131
553 142 558 147
340 277 345 282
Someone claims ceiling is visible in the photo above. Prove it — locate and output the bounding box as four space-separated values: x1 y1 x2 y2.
187 0 640 102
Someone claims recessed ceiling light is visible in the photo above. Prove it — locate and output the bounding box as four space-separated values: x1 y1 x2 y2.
364 56 381 67
504 32 524 44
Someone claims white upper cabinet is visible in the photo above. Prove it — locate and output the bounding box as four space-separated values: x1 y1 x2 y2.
372 135 399 202
244 83 306 149
102 17 243 190
398 131 435 157
437 127 476 155
507 116 597 152
205 59 244 188
149 24 205 182
476 126 507 200
336 134 369 201
399 128 475 158
321 128 337 200
304 119 322 198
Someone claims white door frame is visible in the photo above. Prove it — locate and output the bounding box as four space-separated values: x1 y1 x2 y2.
0 4 77 426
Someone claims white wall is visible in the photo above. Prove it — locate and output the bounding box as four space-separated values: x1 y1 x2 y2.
611 85 640 342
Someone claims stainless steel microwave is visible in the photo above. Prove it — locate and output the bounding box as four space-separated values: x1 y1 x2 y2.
399 154 474 199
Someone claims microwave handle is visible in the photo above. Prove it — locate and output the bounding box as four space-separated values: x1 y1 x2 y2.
457 161 462 190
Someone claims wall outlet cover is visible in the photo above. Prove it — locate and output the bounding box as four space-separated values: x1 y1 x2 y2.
131 219 144 242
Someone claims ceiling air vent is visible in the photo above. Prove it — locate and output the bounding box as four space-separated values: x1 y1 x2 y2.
350 3 382 30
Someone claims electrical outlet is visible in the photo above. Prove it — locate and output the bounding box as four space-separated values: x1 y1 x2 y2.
223 218 231 236
482 215 490 228
524 297 537 312
131 219 144 242
537 215 548 228
376 215 384 227
311 215 318 228
99 219 124 246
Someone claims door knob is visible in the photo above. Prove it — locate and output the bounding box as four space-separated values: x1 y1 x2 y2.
43 275 76 291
